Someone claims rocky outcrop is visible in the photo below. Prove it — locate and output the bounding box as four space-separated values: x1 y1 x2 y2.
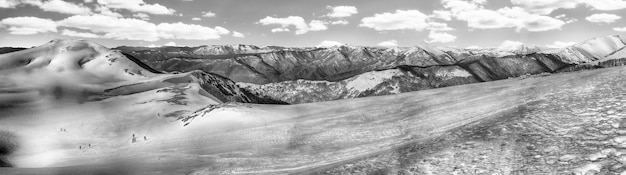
118 35 626 103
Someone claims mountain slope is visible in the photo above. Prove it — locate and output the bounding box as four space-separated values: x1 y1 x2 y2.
119 35 626 103
1 44 626 174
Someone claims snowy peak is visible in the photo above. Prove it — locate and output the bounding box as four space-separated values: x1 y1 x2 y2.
0 39 159 83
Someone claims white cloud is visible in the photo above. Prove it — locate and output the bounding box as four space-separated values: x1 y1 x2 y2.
39 0 91 14
430 10 452 21
95 5 123 17
498 40 524 50
546 41 576 48
326 6 358 18
511 0 581 14
585 13 621 23
584 0 626 10
61 29 100 38
270 28 290 33
0 16 57 35
614 27 626 31
0 0 20 8
317 40 343 47
378 40 398 47
158 23 229 40
232 31 245 38
58 14 159 41
426 21 454 31
191 17 201 21
425 31 456 43
359 10 430 31
133 13 149 20
259 16 327 35
96 0 175 15
202 11 216 18
84 0 93 3
164 41 176 46
466 45 482 49
147 44 159 47
57 14 231 41
330 20 349 25
442 1 566 32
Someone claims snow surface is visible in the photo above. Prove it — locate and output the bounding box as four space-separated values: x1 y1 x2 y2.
345 69 402 92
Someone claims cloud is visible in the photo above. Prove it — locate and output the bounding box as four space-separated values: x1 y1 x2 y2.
546 41 576 48
191 17 201 21
95 5 123 17
58 14 159 41
498 40 524 50
317 40 343 47
614 27 626 31
158 23 229 40
96 0 175 15
584 0 626 10
202 11 215 18
466 45 481 49
57 14 232 41
326 6 358 18
585 13 621 23
359 10 430 31
259 16 327 34
164 41 176 46
0 16 57 35
61 29 100 38
377 40 398 47
426 21 454 31
511 0 581 14
133 13 149 20
442 0 566 32
232 31 245 38
330 20 349 25
0 0 20 8
430 10 452 21
270 28 289 33
425 31 456 43
39 0 91 14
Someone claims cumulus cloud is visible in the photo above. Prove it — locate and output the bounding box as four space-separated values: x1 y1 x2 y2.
58 14 159 41
61 29 100 38
40 0 91 14
57 14 231 41
498 40 524 50
330 20 349 25
158 23 229 40
546 41 576 48
232 31 245 38
614 27 626 32
270 28 289 33
377 40 398 47
95 5 123 17
442 0 566 32
0 16 57 35
317 40 343 47
584 0 626 10
426 31 456 43
585 13 621 23
133 13 149 20
0 0 20 8
202 11 215 18
259 16 327 34
191 17 201 21
326 6 358 18
96 0 175 15
511 0 580 14
359 10 430 31
430 10 452 21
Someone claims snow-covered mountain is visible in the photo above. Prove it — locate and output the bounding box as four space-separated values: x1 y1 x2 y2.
116 35 626 103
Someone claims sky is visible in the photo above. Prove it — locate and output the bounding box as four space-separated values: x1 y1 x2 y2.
0 0 626 48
